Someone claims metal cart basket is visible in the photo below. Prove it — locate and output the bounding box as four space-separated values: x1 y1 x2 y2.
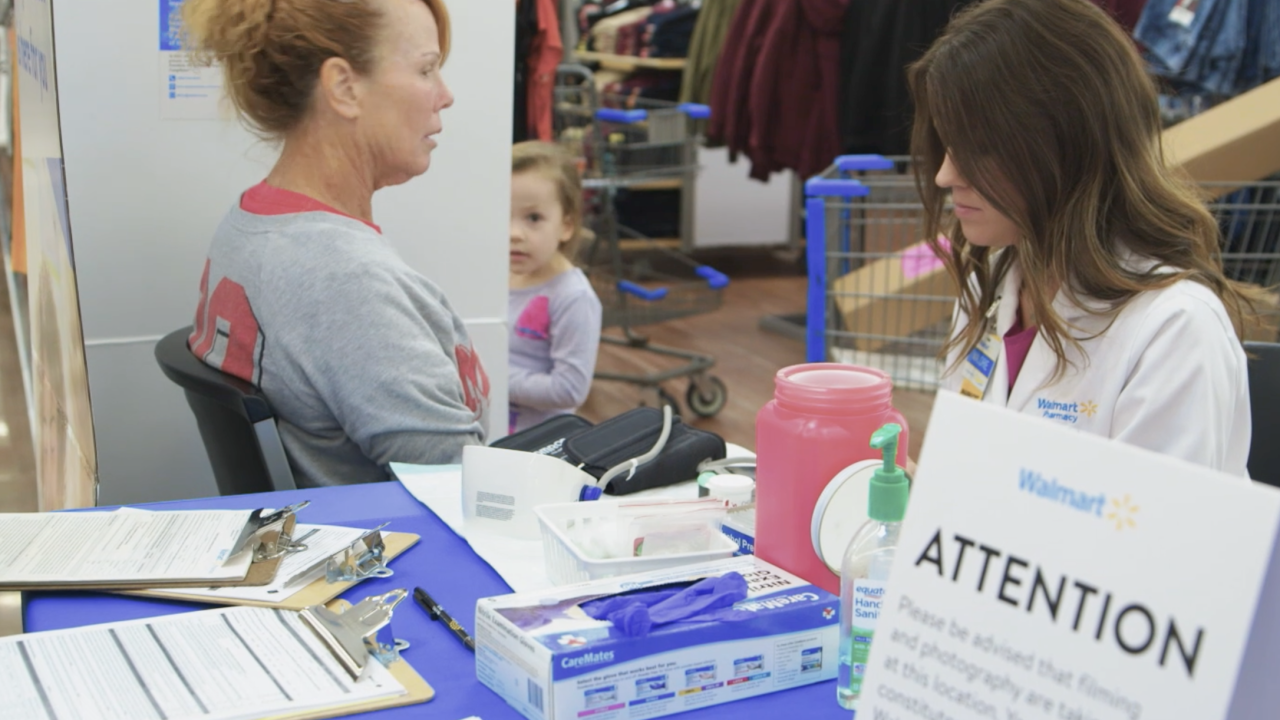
805 154 1280 392
553 65 729 417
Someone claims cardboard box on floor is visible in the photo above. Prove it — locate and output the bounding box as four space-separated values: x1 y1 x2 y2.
831 238 955 353
828 77 1280 352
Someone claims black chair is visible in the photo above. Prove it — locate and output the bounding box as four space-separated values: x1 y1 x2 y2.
1247 341 1280 487
155 327 297 495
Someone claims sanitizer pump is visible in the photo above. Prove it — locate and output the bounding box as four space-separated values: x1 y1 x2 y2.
837 423 909 712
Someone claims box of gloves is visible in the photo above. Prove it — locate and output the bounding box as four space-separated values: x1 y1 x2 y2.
475 555 839 720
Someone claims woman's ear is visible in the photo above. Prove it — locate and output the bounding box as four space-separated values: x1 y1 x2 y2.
317 57 363 120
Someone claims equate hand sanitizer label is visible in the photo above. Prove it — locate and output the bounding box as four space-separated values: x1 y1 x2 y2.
841 579 887 698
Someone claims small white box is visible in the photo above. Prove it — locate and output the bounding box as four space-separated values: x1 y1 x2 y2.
475 556 839 720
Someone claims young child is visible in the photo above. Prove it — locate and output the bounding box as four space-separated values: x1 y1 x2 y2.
508 142 603 433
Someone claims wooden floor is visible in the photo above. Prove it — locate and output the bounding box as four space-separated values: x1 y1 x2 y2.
578 276 938 460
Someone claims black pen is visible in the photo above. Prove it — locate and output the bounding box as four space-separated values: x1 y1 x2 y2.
413 586 475 652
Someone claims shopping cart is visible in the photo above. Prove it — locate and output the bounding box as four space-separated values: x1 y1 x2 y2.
553 65 729 417
805 154 1280 392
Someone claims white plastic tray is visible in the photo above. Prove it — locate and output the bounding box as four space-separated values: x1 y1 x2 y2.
535 500 739 586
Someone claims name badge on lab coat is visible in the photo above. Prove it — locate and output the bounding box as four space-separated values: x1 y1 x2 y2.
959 332 1002 400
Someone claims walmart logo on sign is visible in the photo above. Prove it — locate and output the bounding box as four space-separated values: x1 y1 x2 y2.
1017 469 1137 531
1018 469 1140 531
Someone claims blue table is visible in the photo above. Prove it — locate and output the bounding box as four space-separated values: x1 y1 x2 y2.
24 482 849 719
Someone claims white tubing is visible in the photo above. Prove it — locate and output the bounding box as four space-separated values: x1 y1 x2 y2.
597 405 675 489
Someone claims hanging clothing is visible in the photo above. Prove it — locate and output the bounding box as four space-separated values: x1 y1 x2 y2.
708 0 850 181
1135 0 1278 97
1092 0 1148 32
513 0 539 142
527 0 563 141
679 0 745 106
589 7 654 54
644 4 700 57
837 0 970 157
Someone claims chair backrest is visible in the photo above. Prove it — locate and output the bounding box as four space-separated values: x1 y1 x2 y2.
155 327 297 495
1246 341 1280 487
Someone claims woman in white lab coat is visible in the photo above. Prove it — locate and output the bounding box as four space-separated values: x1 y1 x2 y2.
907 0 1270 475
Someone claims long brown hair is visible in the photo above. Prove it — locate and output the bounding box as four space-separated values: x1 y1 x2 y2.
182 0 451 138
909 0 1269 378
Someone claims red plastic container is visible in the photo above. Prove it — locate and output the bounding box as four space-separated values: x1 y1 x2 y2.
755 363 909 594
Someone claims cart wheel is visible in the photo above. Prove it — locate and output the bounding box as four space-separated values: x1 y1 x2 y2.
656 388 683 418
686 377 727 418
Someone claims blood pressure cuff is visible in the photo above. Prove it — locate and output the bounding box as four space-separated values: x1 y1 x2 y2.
489 407 726 495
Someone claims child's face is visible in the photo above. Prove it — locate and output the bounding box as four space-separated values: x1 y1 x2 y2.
510 170 573 279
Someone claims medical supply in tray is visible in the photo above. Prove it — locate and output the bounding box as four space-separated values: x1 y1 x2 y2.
536 498 738 586
476 555 839 720
704 473 756 556
755 363 909 594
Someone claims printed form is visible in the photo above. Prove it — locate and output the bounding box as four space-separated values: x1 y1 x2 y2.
0 510 255 585
0 606 405 720
172 524 370 603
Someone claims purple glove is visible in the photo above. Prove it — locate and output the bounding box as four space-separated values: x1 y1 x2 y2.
581 573 752 638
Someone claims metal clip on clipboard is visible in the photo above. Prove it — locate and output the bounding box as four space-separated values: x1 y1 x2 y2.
229 501 314 562
300 589 410 679
325 523 394 583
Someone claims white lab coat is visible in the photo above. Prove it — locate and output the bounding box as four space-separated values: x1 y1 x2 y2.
940 254 1252 477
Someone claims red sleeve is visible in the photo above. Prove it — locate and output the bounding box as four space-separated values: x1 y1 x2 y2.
528 0 564 141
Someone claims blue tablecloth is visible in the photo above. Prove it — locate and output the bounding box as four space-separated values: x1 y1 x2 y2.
24 482 850 719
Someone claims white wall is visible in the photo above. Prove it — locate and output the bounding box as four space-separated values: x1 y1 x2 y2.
694 147 794 248
51 0 513 504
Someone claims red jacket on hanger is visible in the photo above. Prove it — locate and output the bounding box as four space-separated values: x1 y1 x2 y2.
709 0 848 181
528 0 564 141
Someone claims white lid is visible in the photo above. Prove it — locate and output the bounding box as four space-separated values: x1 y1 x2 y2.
706 473 754 505
810 459 881 574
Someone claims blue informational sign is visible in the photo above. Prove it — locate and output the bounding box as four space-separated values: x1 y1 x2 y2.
159 0 183 52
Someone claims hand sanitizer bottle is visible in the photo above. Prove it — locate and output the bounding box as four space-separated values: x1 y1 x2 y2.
837 423 909 711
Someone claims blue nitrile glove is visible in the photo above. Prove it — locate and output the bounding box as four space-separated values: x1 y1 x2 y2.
648 573 747 624
580 573 752 638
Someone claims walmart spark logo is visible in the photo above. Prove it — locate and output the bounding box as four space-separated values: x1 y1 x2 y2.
1105 494 1139 531
1018 469 1141 532
1035 398 1099 423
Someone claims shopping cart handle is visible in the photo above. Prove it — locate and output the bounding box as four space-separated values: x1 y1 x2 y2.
804 176 870 198
618 280 669 301
836 154 894 172
678 103 712 119
696 266 729 289
596 108 648 124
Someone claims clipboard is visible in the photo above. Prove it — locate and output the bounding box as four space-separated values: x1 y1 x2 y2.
3 589 434 720
125 528 421 610
0 504 305 591
268 590 435 719
263 659 434 720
